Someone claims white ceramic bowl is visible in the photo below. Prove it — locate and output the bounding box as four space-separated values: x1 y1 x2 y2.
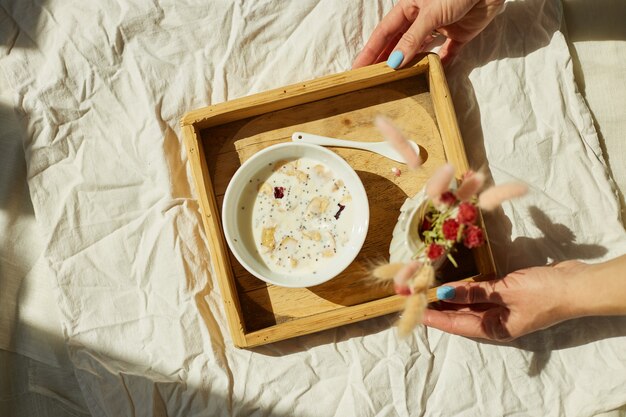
222 142 369 288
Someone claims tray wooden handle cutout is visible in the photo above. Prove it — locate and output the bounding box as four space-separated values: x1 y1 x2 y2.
181 54 495 348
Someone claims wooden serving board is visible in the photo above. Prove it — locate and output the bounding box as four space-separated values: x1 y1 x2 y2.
181 54 496 348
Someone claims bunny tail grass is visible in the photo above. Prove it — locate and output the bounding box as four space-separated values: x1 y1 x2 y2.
478 182 528 211
397 293 427 338
370 262 405 282
374 115 422 170
426 164 455 202
393 260 422 287
410 263 434 293
456 171 486 201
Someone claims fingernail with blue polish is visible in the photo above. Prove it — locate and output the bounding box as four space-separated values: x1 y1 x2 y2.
387 50 404 69
436 286 456 300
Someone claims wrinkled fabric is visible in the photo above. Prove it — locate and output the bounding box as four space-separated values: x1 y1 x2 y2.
562 0 626 225
0 73 63 366
1 35 89 417
1 0 625 416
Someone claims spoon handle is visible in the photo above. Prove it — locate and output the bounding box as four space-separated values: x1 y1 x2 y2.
292 132 374 151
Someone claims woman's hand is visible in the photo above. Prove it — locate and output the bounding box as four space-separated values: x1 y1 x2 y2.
423 260 596 341
353 0 505 69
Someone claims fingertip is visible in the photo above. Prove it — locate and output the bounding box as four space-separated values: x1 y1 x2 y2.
386 50 404 69
353 45 383 69
352 52 368 69
439 52 452 67
438 39 465 66
436 285 456 301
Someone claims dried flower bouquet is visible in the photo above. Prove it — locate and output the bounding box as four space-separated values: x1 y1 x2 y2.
372 116 528 337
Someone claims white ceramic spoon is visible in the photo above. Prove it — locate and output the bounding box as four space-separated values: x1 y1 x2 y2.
291 132 420 165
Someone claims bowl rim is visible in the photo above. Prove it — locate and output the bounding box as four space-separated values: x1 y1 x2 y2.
222 142 369 288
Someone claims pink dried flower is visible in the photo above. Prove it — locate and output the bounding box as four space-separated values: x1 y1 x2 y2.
457 201 478 224
463 225 484 248
426 243 445 260
442 218 460 241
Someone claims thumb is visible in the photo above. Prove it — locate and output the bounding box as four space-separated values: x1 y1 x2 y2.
436 279 505 305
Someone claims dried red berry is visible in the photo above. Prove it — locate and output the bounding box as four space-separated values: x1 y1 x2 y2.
273 186 285 199
457 201 478 224
440 191 457 206
334 203 346 219
426 243 445 260
442 218 460 241
463 225 484 248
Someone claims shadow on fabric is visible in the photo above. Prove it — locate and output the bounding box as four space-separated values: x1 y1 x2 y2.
0 1 45 50
488 315 626 377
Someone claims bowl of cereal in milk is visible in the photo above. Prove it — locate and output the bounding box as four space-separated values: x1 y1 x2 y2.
222 142 369 288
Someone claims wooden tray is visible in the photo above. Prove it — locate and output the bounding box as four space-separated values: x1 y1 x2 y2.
181 54 496 348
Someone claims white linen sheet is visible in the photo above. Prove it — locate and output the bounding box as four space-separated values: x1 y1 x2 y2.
0 70 89 417
1 0 626 416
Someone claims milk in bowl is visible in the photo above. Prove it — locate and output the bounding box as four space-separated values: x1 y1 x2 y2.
240 157 354 275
